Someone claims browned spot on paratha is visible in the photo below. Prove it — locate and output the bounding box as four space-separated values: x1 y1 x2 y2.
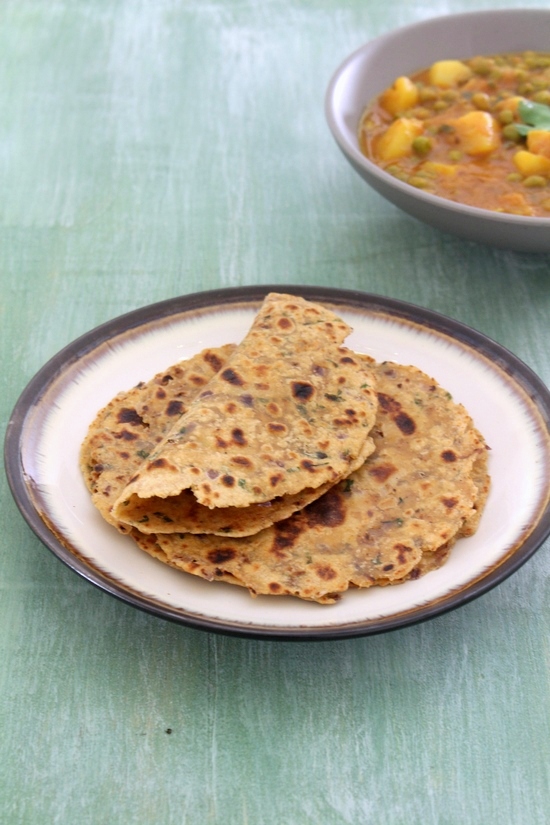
221 368 244 386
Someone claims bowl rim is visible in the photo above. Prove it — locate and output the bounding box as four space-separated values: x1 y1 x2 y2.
324 7 550 227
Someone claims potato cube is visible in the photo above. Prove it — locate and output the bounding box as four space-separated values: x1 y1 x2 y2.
495 96 524 115
379 76 419 116
452 111 500 155
513 150 550 177
429 60 472 88
375 118 424 161
421 161 457 177
526 130 550 159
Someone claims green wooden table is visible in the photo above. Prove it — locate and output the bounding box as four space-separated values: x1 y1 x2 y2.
2 1 549 822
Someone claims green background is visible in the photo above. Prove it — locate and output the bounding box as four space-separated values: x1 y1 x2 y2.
1 1 549 822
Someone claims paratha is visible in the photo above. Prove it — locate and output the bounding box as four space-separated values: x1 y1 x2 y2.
80 345 236 531
131 360 489 603
112 293 379 536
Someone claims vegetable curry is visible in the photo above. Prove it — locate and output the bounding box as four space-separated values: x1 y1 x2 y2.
358 51 550 217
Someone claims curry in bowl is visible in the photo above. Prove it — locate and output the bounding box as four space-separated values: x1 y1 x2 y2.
358 51 550 217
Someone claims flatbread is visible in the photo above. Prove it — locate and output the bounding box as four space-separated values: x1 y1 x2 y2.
112 293 378 536
132 360 489 603
80 345 236 531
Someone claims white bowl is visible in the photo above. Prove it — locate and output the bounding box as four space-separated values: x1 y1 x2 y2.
325 8 550 252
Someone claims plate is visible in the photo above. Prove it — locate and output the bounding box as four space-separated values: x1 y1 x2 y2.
5 285 550 639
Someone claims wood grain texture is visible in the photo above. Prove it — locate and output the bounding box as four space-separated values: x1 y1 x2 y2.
1 1 550 823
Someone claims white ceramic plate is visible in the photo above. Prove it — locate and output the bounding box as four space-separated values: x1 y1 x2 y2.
5 286 550 639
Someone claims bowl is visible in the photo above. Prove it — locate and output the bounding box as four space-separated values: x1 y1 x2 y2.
325 8 550 252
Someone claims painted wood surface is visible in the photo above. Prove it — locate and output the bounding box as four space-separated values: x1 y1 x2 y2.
1 1 549 823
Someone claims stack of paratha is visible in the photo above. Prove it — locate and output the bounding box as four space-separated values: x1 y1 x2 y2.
81 293 489 604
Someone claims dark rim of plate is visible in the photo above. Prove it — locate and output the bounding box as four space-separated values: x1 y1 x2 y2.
5 285 550 640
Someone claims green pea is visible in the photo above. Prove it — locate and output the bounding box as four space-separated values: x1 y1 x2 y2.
448 150 462 162
409 107 431 120
412 136 432 156
470 57 493 76
472 92 491 110
533 90 550 106
388 168 408 182
497 110 514 126
408 176 431 189
523 175 547 188
418 87 437 103
502 123 521 142
506 173 523 183
443 89 459 102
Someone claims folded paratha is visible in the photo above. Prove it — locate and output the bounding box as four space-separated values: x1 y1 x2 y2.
131 360 489 603
112 293 378 536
